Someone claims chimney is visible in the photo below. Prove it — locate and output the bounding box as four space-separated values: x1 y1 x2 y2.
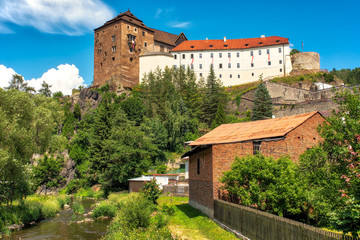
261 35 265 38
224 36 227 42
206 37 208 40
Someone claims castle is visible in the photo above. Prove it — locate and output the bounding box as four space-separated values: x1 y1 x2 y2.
93 10 187 89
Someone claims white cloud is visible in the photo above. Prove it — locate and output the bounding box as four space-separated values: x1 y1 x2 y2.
0 64 85 95
155 8 162 19
0 65 16 88
0 0 115 35
168 21 191 28
26 64 85 95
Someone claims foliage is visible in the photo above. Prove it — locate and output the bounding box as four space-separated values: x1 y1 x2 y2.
290 49 300 55
251 77 273 121
72 202 85 215
33 155 64 193
221 155 307 219
65 179 88 194
156 165 167 174
39 81 52 97
142 179 162 204
5 74 35 93
92 202 117 218
330 67 360 85
211 102 227 129
121 96 145 126
53 91 63 98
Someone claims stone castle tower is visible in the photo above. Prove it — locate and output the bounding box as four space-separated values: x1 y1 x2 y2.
93 10 187 89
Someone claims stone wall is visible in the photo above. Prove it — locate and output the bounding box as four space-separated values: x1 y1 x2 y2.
291 52 320 71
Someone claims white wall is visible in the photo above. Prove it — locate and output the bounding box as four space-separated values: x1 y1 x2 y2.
172 44 292 86
139 53 173 83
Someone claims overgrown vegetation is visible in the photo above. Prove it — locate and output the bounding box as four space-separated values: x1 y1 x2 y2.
330 67 360 85
271 72 336 85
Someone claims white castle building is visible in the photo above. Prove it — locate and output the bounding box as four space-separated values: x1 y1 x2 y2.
139 35 292 86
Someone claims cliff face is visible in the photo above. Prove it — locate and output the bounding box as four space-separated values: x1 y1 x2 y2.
69 88 102 115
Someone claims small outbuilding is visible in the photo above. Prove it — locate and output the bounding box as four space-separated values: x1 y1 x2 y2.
183 111 326 217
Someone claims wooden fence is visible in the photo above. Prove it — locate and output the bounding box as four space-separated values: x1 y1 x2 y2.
214 199 358 240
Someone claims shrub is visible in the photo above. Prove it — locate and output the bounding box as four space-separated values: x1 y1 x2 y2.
41 200 60 219
65 179 87 194
92 202 117 218
156 165 167 174
21 201 42 223
72 202 85 215
141 180 162 204
160 204 175 216
56 195 70 208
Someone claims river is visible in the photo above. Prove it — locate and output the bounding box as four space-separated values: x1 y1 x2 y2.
10 198 111 240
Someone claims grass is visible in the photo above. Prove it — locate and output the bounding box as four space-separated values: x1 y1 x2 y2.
158 196 238 240
270 72 334 85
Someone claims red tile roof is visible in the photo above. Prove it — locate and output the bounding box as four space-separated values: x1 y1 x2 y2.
171 36 289 52
190 111 323 146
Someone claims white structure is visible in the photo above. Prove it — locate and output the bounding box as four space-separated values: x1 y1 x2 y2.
171 36 292 86
128 174 179 190
139 52 173 82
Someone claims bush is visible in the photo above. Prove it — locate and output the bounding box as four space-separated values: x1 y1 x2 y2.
56 195 70 208
92 202 117 218
73 202 85 215
156 165 167 174
65 179 87 194
160 204 175 216
141 180 162 204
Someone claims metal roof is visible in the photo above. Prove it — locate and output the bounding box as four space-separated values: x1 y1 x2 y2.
190 111 322 146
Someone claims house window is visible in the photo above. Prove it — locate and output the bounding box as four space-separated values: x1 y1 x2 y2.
252 73 254 76
134 28 137 32
112 57 115 61
238 74 240 78
199 64 202 69
199 53 202 58
280 68 283 72
197 158 200 175
144 42 147 47
128 34 136 41
219 63 223 69
219 53 222 58
191 64 194 69
130 48 133 53
219 74 222 78
228 63 231 68
237 52 240 58
210 53 214 58
199 73 203 77
191 54 194 59
258 50 262 55
182 54 185 59
127 25 130 29
230 74 232 78
251 63 254 67
279 47 282 53
112 46 116 52
174 55 177 60
237 63 240 68
253 141 262 155
268 61 271 66
279 60 282 64
142 31 145 36
228 53 231 58
267 49 270 54
250 51 253 56
111 35 115 42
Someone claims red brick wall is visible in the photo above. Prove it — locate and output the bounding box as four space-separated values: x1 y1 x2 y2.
190 113 325 210
129 180 148 192
189 147 213 209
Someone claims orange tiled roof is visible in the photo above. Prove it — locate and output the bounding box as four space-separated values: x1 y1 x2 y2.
171 36 288 52
190 111 322 146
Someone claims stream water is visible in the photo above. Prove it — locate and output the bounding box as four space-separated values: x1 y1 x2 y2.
10 198 111 240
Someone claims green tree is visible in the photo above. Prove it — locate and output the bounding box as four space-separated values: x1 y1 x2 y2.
211 102 227 129
6 74 35 93
290 49 300 55
141 179 162 204
251 78 273 121
39 81 52 97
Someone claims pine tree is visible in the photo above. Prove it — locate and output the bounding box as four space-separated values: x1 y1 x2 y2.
39 81 52 97
251 77 273 121
211 102 227 129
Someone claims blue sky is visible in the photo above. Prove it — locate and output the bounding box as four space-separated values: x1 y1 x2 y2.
0 0 359 94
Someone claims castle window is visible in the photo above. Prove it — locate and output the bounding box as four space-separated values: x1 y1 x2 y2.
127 25 130 29
128 34 136 41
97 33 99 37
268 61 271 65
182 64 185 69
111 35 115 42
238 74 240 78
144 42 147 47
252 73 254 76
245 43 249 46
237 63 240 68
200 73 203 77
191 64 194 70
250 51 253 56
112 57 115 61
253 141 262 155
279 47 282 53
230 74 232 78
219 74 222 78
276 40 280 43
267 49 270 54
199 53 202 58
280 68 283 72
219 63 222 69
191 54 194 59
219 53 222 58
130 48 133 53
199 64 202 69
237 52 240 58
142 31 145 36
210 53 214 58
182 54 185 59
100 62 102 67
258 50 262 55
224 44 228 47
209 44 213 47
279 60 282 64
228 63 231 68
174 55 177 60
228 53 231 58
134 28 137 32
112 46 116 52
251 63 254 67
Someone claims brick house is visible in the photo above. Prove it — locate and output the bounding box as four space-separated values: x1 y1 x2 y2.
183 111 325 217
93 10 187 89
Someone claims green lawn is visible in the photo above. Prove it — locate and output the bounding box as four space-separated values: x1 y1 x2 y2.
158 196 238 240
